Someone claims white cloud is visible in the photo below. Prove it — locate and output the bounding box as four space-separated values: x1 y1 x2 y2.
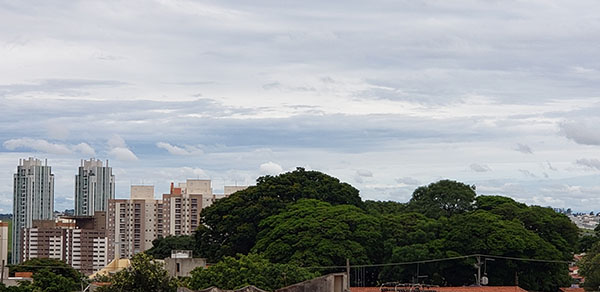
156 142 203 155
470 163 491 172
3 138 95 155
4 138 71 154
260 161 283 175
72 143 96 156
107 135 127 148
108 147 138 161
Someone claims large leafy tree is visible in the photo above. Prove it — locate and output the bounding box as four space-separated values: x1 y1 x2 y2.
97 253 177 292
188 253 318 291
10 258 82 284
408 180 476 218
444 211 570 290
196 168 363 261
475 195 578 260
580 241 600 291
252 199 382 267
7 258 82 292
145 235 196 259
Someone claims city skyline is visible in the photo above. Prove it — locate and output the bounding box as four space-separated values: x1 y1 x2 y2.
2 1 600 212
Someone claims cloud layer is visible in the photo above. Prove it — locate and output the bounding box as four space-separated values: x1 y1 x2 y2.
1 0 600 212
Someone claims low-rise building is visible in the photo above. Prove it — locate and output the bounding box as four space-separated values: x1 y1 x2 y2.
164 250 206 278
20 211 108 275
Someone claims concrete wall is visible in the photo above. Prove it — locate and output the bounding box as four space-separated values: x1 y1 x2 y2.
275 273 349 292
164 257 207 278
131 185 155 200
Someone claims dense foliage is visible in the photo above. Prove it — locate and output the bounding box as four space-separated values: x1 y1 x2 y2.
188 253 318 291
196 167 363 261
145 235 196 259
253 199 382 267
3 258 83 292
96 253 177 292
408 180 476 218
192 173 577 291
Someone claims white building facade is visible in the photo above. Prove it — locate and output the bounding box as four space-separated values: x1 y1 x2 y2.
12 158 54 264
75 159 115 216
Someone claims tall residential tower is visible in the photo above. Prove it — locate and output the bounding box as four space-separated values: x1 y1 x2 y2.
75 159 115 216
12 158 54 264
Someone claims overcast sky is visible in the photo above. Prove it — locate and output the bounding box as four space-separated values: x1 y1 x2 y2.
1 0 600 213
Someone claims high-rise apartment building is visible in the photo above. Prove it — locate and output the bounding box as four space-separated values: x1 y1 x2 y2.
107 180 247 261
107 185 163 261
75 159 115 216
12 158 54 264
21 212 108 275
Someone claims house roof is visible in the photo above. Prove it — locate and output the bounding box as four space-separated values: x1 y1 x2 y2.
559 288 585 292
351 286 527 292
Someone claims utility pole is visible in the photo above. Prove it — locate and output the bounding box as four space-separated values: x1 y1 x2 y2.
475 255 482 286
346 258 350 289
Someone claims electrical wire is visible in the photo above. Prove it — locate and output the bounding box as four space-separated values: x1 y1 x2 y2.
303 253 571 269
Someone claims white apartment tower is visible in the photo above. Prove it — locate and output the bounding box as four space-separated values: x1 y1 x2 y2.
12 158 54 264
75 159 115 216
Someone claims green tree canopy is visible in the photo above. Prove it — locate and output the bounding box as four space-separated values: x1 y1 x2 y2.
475 195 578 260
188 253 318 291
145 235 196 259
444 211 570 290
196 167 363 261
5 258 82 292
408 180 476 218
10 258 82 286
252 199 382 267
97 253 177 292
580 241 600 291
364 200 407 216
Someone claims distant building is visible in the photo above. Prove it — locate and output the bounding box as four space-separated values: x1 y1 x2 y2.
107 180 248 261
0 221 8 265
12 158 54 264
75 159 115 216
20 212 108 275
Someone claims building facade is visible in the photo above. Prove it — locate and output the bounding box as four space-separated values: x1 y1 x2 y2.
75 159 115 216
107 180 247 261
12 158 54 264
0 221 8 265
107 185 163 261
20 212 108 275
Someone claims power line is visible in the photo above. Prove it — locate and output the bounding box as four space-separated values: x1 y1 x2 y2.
303 253 571 269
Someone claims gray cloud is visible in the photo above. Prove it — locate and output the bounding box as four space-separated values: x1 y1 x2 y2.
518 169 537 178
0 79 126 98
560 120 600 146
156 142 203 156
470 163 491 172
575 158 600 171
3 0 600 212
396 177 421 186
515 143 533 154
